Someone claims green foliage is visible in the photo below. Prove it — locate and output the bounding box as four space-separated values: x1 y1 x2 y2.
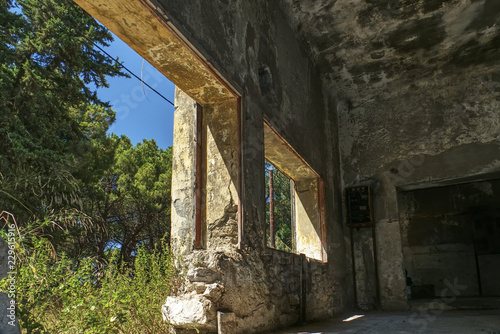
0 2 177 332
0 0 126 222
0 212 179 334
265 161 293 252
0 0 172 266
79 137 173 265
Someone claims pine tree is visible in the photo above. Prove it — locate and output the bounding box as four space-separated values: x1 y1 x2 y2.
0 0 126 221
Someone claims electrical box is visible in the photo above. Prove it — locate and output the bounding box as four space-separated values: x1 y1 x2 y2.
345 185 373 227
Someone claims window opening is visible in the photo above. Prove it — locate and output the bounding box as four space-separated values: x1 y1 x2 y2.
74 0 241 257
265 160 293 252
264 121 327 262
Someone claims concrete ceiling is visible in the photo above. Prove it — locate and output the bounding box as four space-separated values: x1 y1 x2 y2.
277 0 500 102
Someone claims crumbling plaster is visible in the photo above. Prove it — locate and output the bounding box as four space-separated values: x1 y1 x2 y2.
278 0 500 100
277 0 500 311
145 0 350 332
73 0 499 331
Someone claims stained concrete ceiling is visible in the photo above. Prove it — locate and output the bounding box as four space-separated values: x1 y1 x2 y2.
277 0 500 102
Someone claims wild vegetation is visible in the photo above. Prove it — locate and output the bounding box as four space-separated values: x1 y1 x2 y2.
0 0 177 332
0 1 293 332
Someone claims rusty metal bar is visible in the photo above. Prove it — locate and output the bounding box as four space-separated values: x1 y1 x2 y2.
290 179 296 253
372 223 381 309
194 103 204 249
350 226 358 308
237 98 243 249
269 168 276 248
317 178 327 262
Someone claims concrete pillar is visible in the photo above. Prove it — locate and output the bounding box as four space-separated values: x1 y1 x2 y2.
170 88 198 258
294 179 324 261
203 100 239 251
170 88 240 258
165 89 240 332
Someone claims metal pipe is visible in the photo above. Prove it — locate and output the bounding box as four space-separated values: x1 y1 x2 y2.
300 253 307 323
372 223 381 309
194 104 203 249
269 169 275 248
350 226 358 308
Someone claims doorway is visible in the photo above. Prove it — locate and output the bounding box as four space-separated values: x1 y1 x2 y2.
399 178 500 299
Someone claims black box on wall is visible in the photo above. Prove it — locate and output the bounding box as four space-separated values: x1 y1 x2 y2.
345 185 373 227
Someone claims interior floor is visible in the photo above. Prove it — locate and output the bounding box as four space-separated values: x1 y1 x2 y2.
410 296 500 311
272 310 500 334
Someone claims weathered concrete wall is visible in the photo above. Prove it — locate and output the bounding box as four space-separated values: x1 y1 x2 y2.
351 228 378 310
151 0 350 332
272 0 500 312
203 100 240 252
171 89 198 258
338 67 500 309
294 178 324 261
73 0 352 331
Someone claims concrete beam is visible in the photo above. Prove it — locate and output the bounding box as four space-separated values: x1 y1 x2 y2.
73 0 237 105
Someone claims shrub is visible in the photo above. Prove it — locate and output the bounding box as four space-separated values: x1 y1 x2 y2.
1 212 179 334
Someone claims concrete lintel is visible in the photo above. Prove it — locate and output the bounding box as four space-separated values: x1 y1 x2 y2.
73 0 237 105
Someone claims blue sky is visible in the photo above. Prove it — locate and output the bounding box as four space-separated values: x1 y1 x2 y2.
8 5 176 148
97 32 176 149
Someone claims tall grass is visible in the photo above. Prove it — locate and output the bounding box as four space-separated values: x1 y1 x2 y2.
0 211 179 334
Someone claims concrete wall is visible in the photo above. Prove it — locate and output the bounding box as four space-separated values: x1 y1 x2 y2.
149 0 350 332
170 89 198 258
72 0 353 332
338 65 500 309
74 0 500 330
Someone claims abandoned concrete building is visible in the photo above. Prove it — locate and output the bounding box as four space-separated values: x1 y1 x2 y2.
73 0 500 333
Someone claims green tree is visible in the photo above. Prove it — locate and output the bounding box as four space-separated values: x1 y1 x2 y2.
112 139 172 262
0 0 125 223
0 2 177 332
82 137 173 265
46 135 173 265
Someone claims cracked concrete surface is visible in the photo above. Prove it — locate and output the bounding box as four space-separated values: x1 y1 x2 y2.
278 0 500 101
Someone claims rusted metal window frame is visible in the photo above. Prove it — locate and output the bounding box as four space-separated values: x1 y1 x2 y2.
73 0 244 253
263 119 328 262
194 103 205 249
